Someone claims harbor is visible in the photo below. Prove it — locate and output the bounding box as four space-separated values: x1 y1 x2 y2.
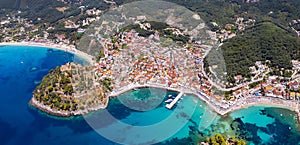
166 92 184 109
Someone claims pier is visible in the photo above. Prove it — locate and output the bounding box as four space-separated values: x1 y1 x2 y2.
166 92 184 109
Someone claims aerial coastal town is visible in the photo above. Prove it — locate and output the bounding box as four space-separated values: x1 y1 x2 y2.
3 1 300 145
1 0 300 121
92 23 300 118
29 17 300 121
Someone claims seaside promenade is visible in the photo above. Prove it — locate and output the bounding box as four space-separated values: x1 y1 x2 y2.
108 82 300 121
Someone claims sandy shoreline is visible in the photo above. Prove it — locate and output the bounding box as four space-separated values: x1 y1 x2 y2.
0 42 94 64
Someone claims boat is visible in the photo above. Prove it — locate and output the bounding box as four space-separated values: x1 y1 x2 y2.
29 66 38 72
165 98 173 103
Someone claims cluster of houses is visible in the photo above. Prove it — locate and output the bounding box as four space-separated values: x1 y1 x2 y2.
0 4 107 46
290 19 300 37
217 59 300 108
92 25 215 97
250 61 269 74
210 17 256 42
129 55 177 86
230 76 300 102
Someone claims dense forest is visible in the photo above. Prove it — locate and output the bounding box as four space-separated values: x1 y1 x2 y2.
115 0 300 30
207 22 300 82
2 0 300 30
0 0 110 24
34 66 77 112
166 0 300 30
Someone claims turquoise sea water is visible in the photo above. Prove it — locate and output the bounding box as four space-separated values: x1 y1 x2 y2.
0 45 300 145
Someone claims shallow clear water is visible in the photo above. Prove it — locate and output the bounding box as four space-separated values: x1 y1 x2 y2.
0 45 300 145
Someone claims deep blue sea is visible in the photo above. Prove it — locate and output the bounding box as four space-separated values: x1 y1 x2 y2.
0 45 300 145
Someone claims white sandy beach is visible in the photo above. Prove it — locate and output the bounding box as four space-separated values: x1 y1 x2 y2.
0 42 94 64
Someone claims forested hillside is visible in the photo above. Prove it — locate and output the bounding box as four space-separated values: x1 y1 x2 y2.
219 22 300 81
0 0 110 23
167 0 300 29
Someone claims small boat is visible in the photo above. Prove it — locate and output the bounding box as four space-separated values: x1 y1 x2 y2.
168 95 172 98
29 67 38 72
165 98 173 103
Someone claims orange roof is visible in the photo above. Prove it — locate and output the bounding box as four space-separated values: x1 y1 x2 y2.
254 85 261 89
235 75 243 79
